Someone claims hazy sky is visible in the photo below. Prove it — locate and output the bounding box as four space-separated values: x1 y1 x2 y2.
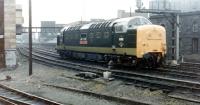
16 0 149 26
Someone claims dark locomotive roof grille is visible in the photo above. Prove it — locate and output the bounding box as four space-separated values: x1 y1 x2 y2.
65 25 84 31
63 17 150 32
106 22 112 27
87 19 117 29
101 22 107 28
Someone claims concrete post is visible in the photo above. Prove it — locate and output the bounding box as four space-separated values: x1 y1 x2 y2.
29 0 32 76
176 14 180 62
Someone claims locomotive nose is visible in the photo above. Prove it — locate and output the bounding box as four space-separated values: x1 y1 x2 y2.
136 25 166 58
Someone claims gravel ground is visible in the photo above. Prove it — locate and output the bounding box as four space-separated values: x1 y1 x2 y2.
184 54 200 63
0 52 199 105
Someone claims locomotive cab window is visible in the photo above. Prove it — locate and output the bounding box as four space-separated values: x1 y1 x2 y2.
130 18 141 26
128 18 152 29
80 33 87 40
115 25 124 33
140 18 151 25
127 18 140 29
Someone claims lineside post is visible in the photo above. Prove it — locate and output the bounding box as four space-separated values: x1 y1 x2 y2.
29 0 32 76
176 14 180 62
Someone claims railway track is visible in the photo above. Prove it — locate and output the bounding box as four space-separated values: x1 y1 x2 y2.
31 46 200 73
43 83 150 105
15 48 151 105
30 46 200 80
18 46 200 103
27 46 200 77
0 83 63 105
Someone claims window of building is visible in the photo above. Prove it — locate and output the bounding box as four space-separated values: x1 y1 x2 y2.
179 38 182 50
172 31 175 38
172 47 175 54
171 56 175 60
172 39 175 46
179 23 181 32
192 23 198 32
192 38 198 53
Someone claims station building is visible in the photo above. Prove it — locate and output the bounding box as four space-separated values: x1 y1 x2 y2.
150 12 200 60
0 0 17 68
148 0 200 61
149 0 200 12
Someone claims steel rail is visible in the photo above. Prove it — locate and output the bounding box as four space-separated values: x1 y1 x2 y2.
0 84 64 105
18 47 200 103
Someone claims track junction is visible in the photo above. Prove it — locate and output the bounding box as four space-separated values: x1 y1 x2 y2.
17 45 200 104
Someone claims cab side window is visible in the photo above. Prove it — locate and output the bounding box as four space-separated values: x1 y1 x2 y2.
80 33 87 40
128 18 141 28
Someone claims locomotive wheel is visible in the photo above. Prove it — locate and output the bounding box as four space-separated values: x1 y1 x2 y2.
142 53 158 69
59 53 65 59
136 59 144 70
108 60 114 69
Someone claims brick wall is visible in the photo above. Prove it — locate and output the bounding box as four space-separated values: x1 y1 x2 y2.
4 0 16 68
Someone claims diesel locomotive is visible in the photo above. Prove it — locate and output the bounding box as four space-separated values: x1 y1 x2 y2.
56 16 166 68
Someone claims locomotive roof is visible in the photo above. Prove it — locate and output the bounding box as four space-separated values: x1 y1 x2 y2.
61 26 70 32
80 19 117 30
61 16 151 32
80 23 94 30
113 16 152 33
110 16 151 27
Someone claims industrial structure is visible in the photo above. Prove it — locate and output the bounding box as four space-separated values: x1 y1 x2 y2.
146 0 200 61
149 0 200 12
0 0 17 68
150 11 200 60
39 21 65 43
